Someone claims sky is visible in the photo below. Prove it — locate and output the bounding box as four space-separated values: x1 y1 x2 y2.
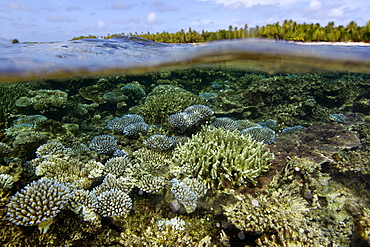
1 0 369 42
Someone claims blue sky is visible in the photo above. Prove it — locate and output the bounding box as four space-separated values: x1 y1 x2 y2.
1 0 369 42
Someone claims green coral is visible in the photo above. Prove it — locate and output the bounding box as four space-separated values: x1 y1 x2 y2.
172 126 272 191
15 89 68 113
130 85 205 124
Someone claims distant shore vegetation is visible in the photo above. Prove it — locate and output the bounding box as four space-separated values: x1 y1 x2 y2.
71 19 370 43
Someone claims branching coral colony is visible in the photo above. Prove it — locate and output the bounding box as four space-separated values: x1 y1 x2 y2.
3 74 369 246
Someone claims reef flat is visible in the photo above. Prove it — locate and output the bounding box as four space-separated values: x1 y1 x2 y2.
0 69 370 246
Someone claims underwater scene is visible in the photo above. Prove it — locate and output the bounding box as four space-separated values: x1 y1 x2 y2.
0 37 370 246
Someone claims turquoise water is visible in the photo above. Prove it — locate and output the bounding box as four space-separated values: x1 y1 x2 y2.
0 37 370 246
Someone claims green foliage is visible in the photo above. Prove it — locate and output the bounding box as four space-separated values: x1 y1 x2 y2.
11 39 19 44
71 19 370 43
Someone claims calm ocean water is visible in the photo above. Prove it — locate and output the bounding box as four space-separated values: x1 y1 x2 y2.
1 36 370 82
1 37 370 246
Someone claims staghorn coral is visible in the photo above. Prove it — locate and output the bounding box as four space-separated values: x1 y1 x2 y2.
173 126 272 191
89 134 117 154
170 177 207 213
241 126 276 144
97 189 132 218
15 89 68 113
106 114 144 132
212 117 238 131
143 134 174 151
6 179 70 233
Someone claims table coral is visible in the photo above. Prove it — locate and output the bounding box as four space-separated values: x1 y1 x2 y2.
89 134 117 154
143 134 174 151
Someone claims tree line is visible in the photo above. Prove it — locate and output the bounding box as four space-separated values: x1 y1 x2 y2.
71 19 370 43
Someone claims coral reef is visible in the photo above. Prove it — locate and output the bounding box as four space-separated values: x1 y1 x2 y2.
168 112 198 128
89 134 117 154
122 122 149 136
106 114 144 132
129 84 205 124
281 125 306 134
329 113 346 123
271 122 361 165
15 89 68 113
13 115 48 127
240 126 276 144
97 189 132 218
173 126 272 191
170 177 207 213
137 174 167 194
1 70 370 246
223 186 309 238
0 174 15 189
143 134 174 151
183 104 214 119
6 179 70 233
211 117 238 131
104 156 132 176
0 142 12 156
14 131 48 147
31 142 104 189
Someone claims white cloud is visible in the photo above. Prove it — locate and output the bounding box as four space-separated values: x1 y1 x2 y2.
308 0 322 11
110 1 132 10
6 2 31 11
97 20 106 28
66 5 83 11
152 2 178 12
226 2 245 11
146 12 158 24
47 16 71 22
114 17 141 24
328 6 345 17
